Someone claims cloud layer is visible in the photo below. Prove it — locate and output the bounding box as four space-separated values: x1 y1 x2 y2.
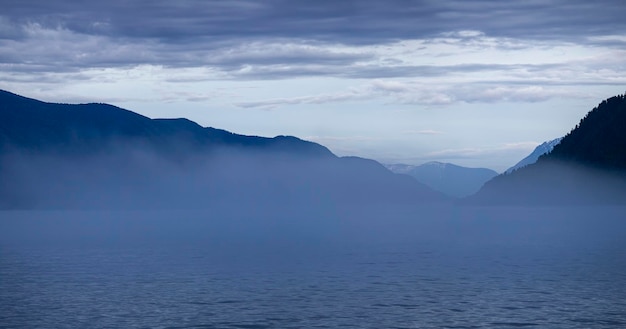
2 1 625 77
3 1 625 43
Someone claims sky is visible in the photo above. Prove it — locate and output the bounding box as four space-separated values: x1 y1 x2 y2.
1 0 625 172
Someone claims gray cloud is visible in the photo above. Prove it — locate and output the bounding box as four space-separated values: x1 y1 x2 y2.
233 81 599 110
403 130 445 135
3 0 625 44
222 62 581 81
1 0 625 85
235 90 369 110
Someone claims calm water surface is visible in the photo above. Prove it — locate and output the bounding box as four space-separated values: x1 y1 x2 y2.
1 207 625 328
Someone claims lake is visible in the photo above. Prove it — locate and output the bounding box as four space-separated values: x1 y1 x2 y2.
1 206 625 328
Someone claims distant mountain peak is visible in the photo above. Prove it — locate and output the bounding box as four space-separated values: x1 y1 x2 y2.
505 137 562 174
423 161 446 167
386 162 497 198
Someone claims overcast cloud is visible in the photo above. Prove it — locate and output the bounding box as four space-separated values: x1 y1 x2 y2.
1 0 625 170
2 1 625 74
3 1 625 43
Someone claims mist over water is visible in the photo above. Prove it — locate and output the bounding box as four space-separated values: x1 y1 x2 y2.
2 206 625 328
473 159 626 205
1 138 626 328
0 145 441 210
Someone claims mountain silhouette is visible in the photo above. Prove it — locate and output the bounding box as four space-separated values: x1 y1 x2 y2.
0 90 444 209
472 93 626 205
386 162 497 198
0 89 331 157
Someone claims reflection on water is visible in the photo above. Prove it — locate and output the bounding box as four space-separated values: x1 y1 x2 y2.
1 207 626 328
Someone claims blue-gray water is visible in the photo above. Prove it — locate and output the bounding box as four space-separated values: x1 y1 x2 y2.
1 206 626 328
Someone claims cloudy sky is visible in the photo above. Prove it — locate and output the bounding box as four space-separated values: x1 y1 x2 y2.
1 0 625 171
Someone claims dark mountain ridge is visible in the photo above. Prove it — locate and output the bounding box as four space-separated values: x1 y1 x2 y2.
548 94 626 169
472 93 626 205
0 90 445 209
0 90 331 158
